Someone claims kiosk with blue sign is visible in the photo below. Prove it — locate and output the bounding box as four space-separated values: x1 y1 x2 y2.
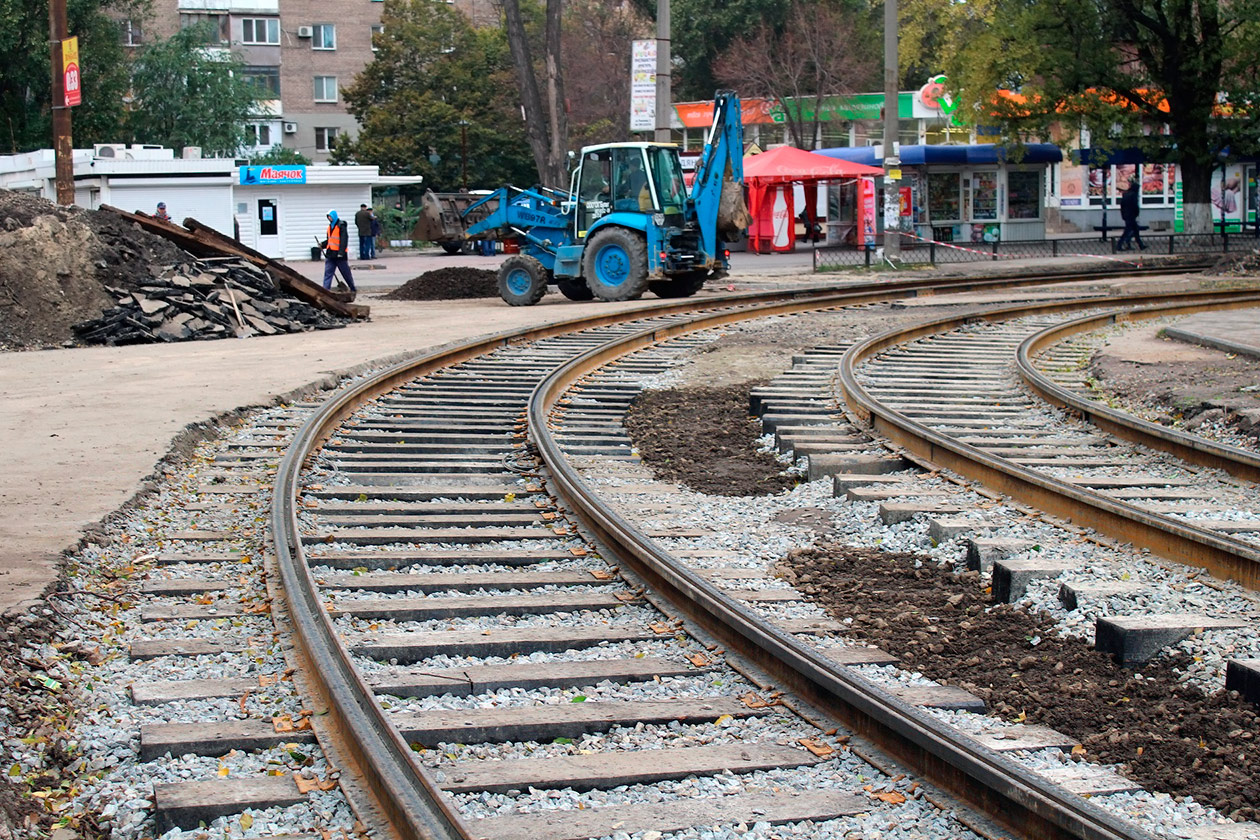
816 143 1061 243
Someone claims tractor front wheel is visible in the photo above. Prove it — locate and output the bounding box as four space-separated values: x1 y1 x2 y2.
582 228 648 302
497 255 548 306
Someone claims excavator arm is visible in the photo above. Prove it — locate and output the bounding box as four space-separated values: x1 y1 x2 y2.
687 91 750 260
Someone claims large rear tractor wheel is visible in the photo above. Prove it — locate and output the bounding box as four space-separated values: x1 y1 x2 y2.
582 228 648 301
648 271 708 298
557 279 595 301
497 255 548 306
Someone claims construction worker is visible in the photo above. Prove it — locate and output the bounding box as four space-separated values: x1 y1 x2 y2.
320 210 357 295
154 202 171 222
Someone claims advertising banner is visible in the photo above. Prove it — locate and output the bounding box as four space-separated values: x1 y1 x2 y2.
62 36 81 107
630 40 656 132
858 177 877 246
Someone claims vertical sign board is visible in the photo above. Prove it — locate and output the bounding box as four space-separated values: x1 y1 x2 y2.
629 40 656 132
62 36 81 107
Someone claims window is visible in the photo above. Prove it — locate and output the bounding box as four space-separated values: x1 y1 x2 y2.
927 172 962 221
1007 170 1042 219
313 76 338 103
120 19 142 46
314 127 340 152
312 23 336 50
370 24 384 50
241 18 279 45
242 66 280 98
179 14 229 44
969 171 998 220
246 124 272 147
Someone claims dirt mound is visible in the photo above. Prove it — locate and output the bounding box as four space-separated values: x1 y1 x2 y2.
383 267 499 300
1206 250 1260 276
0 191 195 349
625 383 799 496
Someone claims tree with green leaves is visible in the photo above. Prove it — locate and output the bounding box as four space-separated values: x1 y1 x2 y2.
0 0 138 153
917 0 1260 232
126 22 264 156
338 0 535 190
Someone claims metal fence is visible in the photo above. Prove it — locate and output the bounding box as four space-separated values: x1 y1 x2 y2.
813 230 1260 271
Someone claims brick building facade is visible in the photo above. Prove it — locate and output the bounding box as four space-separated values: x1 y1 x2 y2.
124 0 500 162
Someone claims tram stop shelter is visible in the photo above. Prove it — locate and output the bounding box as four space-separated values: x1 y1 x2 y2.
741 145 884 253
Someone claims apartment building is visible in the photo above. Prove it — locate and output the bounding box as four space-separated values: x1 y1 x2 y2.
123 0 500 162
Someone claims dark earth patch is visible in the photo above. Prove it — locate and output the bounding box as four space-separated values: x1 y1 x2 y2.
624 384 798 496
1090 349 1260 443
777 543 1260 822
628 379 1258 820
382 267 499 301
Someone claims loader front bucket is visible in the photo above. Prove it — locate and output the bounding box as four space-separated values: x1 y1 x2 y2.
411 190 468 244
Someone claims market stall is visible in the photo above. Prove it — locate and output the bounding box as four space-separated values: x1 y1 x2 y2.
741 145 883 253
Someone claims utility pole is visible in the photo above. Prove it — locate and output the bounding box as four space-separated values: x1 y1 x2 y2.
654 0 671 143
881 0 900 261
49 0 75 205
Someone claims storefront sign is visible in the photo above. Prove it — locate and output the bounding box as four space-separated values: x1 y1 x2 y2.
913 74 962 126
239 165 307 185
62 37 81 107
630 41 656 132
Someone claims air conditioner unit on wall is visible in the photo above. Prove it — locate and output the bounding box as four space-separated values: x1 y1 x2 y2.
283 122 298 134
93 143 127 158
297 25 312 38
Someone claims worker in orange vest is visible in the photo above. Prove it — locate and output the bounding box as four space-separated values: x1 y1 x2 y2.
320 210 356 295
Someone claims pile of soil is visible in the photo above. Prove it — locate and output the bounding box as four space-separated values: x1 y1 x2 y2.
383 267 499 301
1207 250 1260 277
776 544 1260 822
0 191 194 349
624 384 798 496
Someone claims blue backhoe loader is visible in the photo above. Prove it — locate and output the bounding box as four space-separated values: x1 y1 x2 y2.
414 91 749 306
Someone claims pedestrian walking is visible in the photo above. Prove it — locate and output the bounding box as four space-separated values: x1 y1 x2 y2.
1117 179 1146 251
320 210 357 295
354 203 373 260
154 202 171 223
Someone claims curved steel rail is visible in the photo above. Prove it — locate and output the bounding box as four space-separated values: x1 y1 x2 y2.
1016 301 1260 484
838 288 1260 591
528 309 1156 840
268 270 1221 839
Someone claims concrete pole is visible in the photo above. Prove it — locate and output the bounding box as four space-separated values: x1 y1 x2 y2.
49 0 74 206
882 0 900 260
654 0 671 143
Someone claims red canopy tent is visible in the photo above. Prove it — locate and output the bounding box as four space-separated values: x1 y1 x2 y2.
741 145 883 253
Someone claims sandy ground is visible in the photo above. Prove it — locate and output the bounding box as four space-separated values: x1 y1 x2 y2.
2 248 1254 617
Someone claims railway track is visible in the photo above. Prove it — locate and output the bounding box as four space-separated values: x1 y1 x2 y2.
44 268 1260 840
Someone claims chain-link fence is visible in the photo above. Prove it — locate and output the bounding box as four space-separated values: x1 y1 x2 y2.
813 230 1260 271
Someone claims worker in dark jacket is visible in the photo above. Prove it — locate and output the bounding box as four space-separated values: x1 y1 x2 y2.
354 203 373 260
320 210 357 294
1116 180 1146 251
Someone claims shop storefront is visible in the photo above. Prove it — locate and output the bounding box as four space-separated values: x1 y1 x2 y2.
816 144 1059 242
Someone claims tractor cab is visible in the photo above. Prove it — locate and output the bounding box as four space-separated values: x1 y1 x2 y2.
572 143 688 238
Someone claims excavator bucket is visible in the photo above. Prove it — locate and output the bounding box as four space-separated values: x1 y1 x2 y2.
411 190 502 246
717 166 751 239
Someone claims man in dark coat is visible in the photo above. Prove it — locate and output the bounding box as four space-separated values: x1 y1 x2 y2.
1117 180 1146 251
354 203 373 260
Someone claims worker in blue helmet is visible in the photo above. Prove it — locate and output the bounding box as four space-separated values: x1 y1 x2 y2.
319 209 356 296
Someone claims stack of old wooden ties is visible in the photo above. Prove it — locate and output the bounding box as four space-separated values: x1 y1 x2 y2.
75 206 368 346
